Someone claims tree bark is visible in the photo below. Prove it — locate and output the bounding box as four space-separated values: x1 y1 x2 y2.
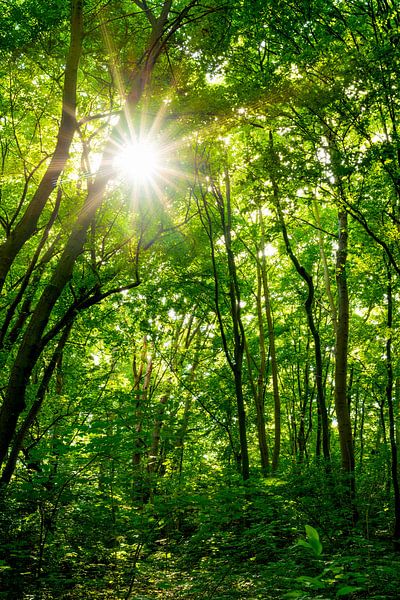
223 167 250 480
132 337 153 468
385 263 400 542
250 263 270 475
334 210 356 513
0 324 72 485
313 197 337 335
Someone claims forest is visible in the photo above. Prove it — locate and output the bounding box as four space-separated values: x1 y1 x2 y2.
1 0 400 598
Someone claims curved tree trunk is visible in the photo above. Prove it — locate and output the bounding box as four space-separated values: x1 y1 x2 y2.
195 162 250 481
0 0 83 293
0 324 72 486
254 263 270 475
279 206 330 462
270 131 330 463
221 166 250 480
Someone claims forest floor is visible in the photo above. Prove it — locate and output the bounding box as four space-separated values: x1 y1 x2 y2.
5 476 400 599
53 533 400 600
105 536 400 599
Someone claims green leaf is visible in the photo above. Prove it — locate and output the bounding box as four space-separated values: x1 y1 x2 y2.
296 525 323 556
296 575 326 589
305 525 323 556
296 539 312 550
305 525 319 541
336 585 363 597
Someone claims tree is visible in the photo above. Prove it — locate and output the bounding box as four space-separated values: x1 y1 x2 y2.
194 149 250 481
0 0 221 481
267 132 331 463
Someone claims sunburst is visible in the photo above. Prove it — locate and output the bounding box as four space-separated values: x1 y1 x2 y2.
112 137 161 186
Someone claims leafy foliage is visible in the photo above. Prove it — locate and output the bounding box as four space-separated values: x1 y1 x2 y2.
1 0 400 597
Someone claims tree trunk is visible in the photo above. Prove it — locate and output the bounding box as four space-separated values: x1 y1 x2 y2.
271 189 330 461
224 171 249 480
132 337 153 468
334 210 356 513
0 324 72 485
0 0 83 293
259 210 281 471
262 267 281 471
196 162 250 481
385 264 400 542
313 197 337 335
245 264 269 476
268 132 330 463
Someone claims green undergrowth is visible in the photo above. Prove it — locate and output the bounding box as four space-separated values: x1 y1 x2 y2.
1 470 400 599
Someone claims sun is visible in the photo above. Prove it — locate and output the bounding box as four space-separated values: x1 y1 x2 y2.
113 138 161 185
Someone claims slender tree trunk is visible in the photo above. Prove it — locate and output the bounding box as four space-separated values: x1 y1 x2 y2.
174 322 202 478
334 210 356 514
223 168 249 480
196 163 250 481
245 264 269 476
273 213 330 459
263 273 281 471
313 198 337 335
132 337 153 468
0 193 62 350
298 356 311 463
385 264 400 542
259 211 281 471
0 178 107 469
396 378 400 451
268 132 330 462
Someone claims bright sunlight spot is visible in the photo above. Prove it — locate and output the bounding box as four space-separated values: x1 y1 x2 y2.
262 243 277 257
113 138 161 185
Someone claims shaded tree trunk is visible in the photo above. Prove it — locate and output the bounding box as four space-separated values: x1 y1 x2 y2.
223 167 249 481
334 209 356 515
245 264 269 476
195 161 250 481
0 324 72 486
132 337 153 469
313 197 337 335
259 211 281 471
385 263 400 543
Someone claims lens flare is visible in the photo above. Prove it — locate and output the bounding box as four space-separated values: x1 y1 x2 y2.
113 138 160 185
